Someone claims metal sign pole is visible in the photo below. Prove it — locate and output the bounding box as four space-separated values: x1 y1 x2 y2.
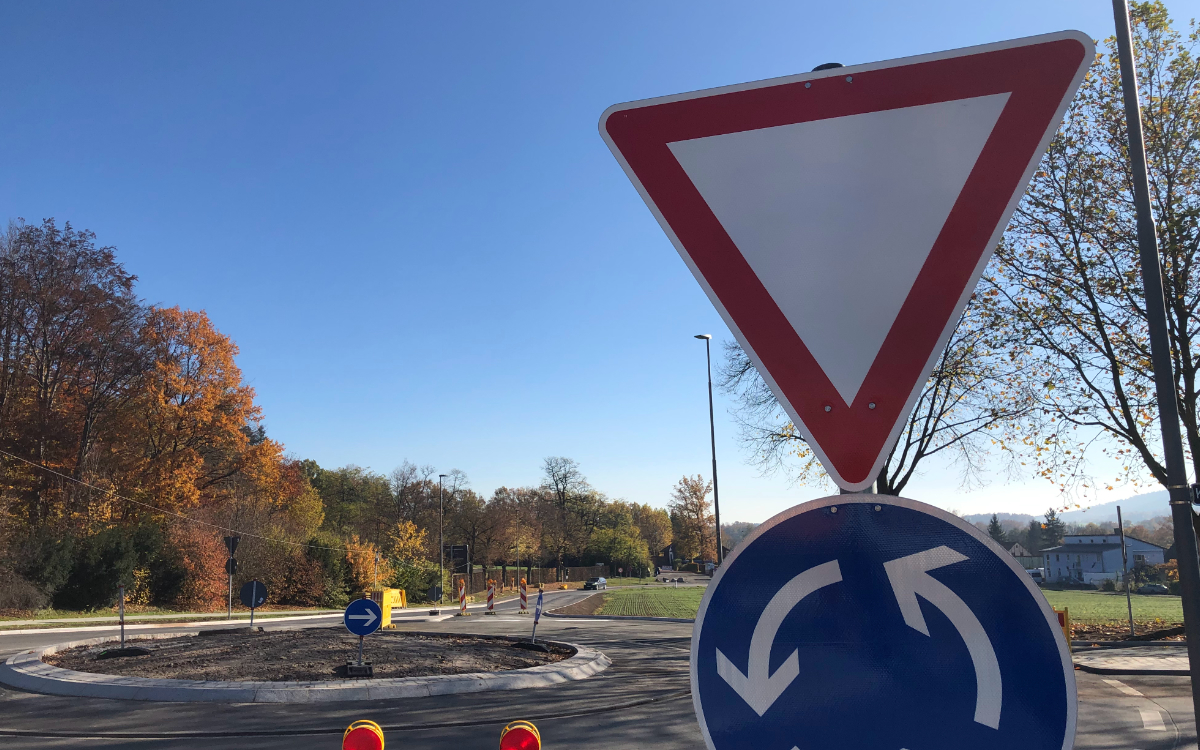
358 635 364 667
1112 0 1200 724
118 584 125 649
227 569 233 621
1117 506 1134 637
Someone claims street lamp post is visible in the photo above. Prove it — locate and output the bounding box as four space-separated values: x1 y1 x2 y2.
1111 0 1200 727
695 334 723 566
438 473 448 609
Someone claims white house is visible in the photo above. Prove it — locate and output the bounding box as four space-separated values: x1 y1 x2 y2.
1042 534 1166 584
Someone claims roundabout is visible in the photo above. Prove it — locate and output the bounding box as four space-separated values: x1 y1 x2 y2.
2 629 608 703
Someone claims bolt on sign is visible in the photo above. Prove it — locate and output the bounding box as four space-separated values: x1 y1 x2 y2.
600 32 1094 491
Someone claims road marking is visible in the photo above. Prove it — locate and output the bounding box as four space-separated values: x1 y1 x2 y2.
1139 708 1166 731
1103 678 1144 696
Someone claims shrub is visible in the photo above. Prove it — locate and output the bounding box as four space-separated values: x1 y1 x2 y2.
1100 578 1117 592
0 570 48 610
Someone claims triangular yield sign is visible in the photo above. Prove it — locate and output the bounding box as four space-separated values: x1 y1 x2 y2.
601 32 1094 491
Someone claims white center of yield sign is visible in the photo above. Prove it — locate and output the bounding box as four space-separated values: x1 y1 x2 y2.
667 93 1009 404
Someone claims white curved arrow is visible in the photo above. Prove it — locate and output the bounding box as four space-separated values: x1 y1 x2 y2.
715 559 842 716
883 546 1002 729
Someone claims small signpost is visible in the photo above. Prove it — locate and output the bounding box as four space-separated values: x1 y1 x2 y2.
530 588 543 644
344 598 383 678
239 580 267 628
223 535 240 620
118 583 126 648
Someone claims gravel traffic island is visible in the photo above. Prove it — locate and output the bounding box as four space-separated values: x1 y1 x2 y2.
1 628 611 703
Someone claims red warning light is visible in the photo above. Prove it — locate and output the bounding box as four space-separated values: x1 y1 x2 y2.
343 720 384 750
499 720 541 750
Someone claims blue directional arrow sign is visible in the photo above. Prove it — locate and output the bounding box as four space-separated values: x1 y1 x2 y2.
693 496 1074 750
343 598 383 637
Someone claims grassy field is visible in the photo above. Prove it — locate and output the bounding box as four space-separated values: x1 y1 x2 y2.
1040 589 1183 624
596 586 705 618
587 585 1185 625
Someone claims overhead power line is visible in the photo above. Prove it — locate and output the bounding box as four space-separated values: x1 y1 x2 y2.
0 448 352 552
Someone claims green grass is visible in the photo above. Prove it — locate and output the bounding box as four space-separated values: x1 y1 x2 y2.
604 577 660 587
1040 589 1183 624
596 586 704 618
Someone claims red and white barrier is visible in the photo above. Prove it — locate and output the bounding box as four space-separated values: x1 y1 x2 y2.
458 579 467 615
486 582 495 614
519 577 528 612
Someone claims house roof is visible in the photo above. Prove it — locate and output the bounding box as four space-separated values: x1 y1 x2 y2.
1042 544 1123 553
1059 535 1166 550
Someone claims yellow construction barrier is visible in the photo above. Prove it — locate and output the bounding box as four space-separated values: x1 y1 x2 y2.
367 588 407 629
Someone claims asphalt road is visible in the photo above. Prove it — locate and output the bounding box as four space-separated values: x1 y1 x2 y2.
0 587 1195 749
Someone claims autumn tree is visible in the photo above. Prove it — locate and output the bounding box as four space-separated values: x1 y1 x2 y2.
669 475 715 562
630 502 672 556
984 3 1200 491
718 294 1034 494
540 457 590 579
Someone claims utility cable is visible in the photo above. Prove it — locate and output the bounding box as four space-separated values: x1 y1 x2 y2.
0 447 354 552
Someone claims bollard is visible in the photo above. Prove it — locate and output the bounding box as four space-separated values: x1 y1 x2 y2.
519 577 528 613
343 720 384 750
499 720 541 750
1054 607 1072 648
485 581 496 615
458 579 468 616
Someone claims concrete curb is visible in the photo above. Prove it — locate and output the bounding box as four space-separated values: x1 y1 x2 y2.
0 632 611 703
0 613 343 637
544 612 695 623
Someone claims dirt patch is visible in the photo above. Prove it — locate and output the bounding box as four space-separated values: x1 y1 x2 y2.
1071 621 1186 641
548 593 603 616
45 628 572 682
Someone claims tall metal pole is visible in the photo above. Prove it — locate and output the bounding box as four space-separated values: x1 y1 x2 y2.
1117 506 1134 637
696 335 723 565
1112 0 1200 720
438 474 447 605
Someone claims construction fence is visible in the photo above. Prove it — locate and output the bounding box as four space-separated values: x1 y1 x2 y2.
451 564 609 595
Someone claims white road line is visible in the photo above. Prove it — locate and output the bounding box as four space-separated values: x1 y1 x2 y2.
1104 678 1144 696
1139 708 1167 731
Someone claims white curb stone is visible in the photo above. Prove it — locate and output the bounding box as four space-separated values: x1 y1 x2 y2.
0 632 610 703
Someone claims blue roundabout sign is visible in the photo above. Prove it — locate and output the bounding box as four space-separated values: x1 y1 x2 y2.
692 496 1075 750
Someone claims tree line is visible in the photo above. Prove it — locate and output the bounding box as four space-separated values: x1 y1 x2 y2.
0 218 699 612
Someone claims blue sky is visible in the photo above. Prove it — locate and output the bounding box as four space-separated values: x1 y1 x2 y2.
2 1 1195 522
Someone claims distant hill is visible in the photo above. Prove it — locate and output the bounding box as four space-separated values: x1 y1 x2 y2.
1059 490 1170 524
963 490 1171 527
962 512 1035 525
721 521 758 551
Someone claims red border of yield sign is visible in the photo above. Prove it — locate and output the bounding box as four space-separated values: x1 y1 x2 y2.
600 32 1094 490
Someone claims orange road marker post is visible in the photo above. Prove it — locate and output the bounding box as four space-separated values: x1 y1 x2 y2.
499 720 541 750
343 720 384 750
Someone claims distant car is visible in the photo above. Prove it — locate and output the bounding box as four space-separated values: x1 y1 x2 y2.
583 577 607 590
1140 583 1170 595
1027 569 1045 583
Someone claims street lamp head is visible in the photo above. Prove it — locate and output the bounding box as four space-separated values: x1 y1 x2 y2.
694 334 712 340
439 474 448 479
